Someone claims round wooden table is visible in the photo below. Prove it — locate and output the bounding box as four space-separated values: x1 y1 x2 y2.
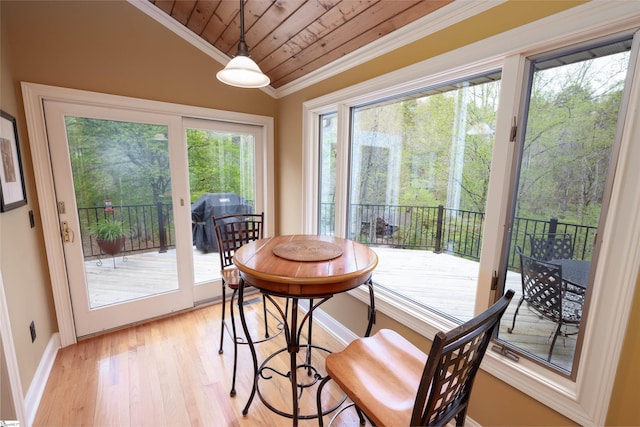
233 234 378 426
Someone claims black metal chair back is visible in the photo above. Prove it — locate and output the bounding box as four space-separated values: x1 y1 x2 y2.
527 232 574 261
520 252 564 320
214 213 263 271
413 290 514 426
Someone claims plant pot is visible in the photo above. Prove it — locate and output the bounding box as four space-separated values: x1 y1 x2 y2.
97 236 125 256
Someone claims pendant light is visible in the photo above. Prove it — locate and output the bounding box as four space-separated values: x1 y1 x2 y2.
216 0 270 88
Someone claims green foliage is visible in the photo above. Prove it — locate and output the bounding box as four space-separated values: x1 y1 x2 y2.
65 48 627 242
65 119 256 213
88 217 126 242
515 57 626 226
66 117 169 208
352 78 498 212
348 51 626 234
187 129 255 202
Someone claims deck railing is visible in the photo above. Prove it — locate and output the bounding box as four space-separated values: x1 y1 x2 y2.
79 202 597 269
322 203 597 269
78 202 175 259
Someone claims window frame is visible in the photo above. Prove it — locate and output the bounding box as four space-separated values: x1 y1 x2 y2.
302 3 640 424
495 35 635 376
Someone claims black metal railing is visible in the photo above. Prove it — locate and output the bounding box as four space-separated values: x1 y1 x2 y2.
507 216 597 268
321 202 597 269
78 202 175 259
80 201 597 269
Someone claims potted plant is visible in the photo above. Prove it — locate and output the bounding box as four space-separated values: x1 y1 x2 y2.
89 217 127 256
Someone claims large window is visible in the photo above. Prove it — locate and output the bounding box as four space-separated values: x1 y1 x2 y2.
343 72 501 321
314 37 634 372
496 37 633 374
303 4 640 424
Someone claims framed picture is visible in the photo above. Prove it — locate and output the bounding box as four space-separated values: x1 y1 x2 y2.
0 110 27 212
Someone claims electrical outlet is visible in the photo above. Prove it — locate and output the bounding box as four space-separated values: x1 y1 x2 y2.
29 321 36 343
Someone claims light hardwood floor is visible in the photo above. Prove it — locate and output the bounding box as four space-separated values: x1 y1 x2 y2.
34 280 577 426
85 247 578 371
33 299 367 427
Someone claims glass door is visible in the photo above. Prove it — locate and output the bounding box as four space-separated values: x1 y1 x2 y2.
185 118 261 302
44 100 193 337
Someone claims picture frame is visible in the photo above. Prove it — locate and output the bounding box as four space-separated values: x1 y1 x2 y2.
0 110 27 212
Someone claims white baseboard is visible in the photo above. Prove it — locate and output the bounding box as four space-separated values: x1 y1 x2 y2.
24 333 60 427
298 300 358 346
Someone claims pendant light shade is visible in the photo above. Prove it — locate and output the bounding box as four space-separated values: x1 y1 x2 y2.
216 0 270 88
217 55 270 88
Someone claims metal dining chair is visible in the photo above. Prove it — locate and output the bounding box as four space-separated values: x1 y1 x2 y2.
317 290 514 426
508 248 583 361
213 212 279 396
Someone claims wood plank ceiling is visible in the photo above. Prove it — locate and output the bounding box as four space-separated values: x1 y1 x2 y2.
149 0 454 89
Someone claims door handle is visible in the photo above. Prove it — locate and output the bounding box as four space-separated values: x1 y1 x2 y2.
61 221 75 243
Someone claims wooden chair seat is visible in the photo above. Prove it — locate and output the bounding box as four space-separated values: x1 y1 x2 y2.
326 329 427 426
221 267 241 289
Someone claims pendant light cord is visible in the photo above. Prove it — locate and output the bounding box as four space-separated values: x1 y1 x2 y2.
236 0 250 57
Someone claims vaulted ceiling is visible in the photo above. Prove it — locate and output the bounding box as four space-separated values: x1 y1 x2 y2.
144 0 457 90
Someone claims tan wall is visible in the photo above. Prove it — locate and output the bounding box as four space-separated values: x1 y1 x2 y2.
4 1 277 117
0 0 277 397
1 5 57 398
2 0 638 425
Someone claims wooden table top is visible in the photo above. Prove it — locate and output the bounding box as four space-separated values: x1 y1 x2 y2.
233 234 378 297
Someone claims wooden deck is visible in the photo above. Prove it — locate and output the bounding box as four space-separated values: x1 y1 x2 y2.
85 246 577 371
